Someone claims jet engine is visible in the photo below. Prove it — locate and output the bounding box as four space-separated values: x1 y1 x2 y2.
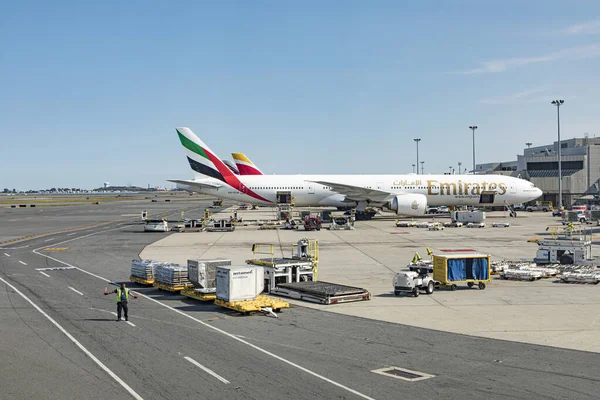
388 194 427 216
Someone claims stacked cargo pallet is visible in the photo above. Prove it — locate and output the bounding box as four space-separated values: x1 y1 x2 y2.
501 266 544 281
154 263 191 287
559 266 600 284
130 259 159 281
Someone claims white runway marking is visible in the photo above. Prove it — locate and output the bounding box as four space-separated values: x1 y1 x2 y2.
39 271 50 278
4 253 10 257
67 232 77 236
68 287 84 296
184 356 230 384
19 260 27 265
44 238 55 242
0 276 143 400
109 312 136 327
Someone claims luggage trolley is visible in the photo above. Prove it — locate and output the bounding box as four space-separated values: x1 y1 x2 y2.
432 253 491 290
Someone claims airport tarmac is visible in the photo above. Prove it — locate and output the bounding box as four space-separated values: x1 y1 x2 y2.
142 206 600 353
1 197 599 400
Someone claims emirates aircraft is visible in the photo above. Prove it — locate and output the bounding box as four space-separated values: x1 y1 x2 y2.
169 127 542 215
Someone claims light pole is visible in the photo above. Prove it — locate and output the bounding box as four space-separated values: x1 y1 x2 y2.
449 166 453 174
458 162 462 175
414 139 421 175
420 161 425 175
412 164 416 173
526 142 532 148
469 125 478 174
551 100 564 208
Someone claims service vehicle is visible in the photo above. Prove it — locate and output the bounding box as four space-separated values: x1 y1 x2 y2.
393 268 435 297
303 214 322 231
526 201 552 212
561 212 587 225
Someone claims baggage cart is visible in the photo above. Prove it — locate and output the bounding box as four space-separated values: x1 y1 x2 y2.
433 253 491 290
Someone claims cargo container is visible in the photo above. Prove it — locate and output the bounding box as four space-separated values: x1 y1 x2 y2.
144 220 169 232
451 211 486 223
188 259 231 293
433 253 490 290
216 266 265 302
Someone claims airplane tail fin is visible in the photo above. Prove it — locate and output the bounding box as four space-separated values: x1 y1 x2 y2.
232 152 264 175
176 127 235 183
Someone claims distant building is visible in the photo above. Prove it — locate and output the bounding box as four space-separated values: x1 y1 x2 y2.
475 161 518 176
477 136 600 206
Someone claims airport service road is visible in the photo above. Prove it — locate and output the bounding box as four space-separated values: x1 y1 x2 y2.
0 209 599 399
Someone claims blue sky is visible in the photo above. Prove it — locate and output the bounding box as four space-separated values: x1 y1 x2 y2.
2 0 600 189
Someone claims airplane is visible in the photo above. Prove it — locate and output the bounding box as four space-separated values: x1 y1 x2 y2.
169 127 543 215
222 159 240 175
231 153 263 175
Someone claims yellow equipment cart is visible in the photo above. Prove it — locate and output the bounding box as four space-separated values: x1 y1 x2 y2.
433 253 491 290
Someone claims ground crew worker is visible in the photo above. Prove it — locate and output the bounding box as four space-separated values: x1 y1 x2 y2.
104 283 139 321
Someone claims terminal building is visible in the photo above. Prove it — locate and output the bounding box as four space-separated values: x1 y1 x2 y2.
476 136 600 207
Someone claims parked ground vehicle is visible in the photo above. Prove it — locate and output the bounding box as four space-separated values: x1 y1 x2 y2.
552 209 563 217
304 214 322 231
393 268 435 297
561 212 587 225
526 201 552 212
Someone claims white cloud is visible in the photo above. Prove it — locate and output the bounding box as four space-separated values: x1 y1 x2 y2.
480 88 575 105
455 43 600 75
561 19 600 35
480 88 544 105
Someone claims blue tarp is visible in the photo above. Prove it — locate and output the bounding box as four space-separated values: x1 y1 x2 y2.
471 257 489 280
447 258 466 281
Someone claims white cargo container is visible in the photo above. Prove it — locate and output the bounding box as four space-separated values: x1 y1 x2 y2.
452 211 486 223
188 259 231 293
216 266 264 302
144 220 169 232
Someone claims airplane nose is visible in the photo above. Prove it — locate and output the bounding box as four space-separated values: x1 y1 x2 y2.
535 188 543 199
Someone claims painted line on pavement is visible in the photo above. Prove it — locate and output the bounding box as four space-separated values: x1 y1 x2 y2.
4 253 10 257
39 271 51 278
69 287 84 296
34 247 376 400
19 260 27 265
109 312 136 327
184 356 230 384
0 275 144 400
67 232 77 236
44 238 55 242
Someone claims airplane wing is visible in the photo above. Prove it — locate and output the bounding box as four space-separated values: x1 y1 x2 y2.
167 179 222 189
309 181 394 203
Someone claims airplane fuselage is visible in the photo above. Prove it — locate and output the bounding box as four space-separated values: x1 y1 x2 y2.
191 173 542 208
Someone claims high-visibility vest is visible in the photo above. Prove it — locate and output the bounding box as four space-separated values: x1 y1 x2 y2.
116 288 129 303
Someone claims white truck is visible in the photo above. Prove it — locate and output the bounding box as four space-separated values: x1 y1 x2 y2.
526 202 551 212
561 211 588 225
